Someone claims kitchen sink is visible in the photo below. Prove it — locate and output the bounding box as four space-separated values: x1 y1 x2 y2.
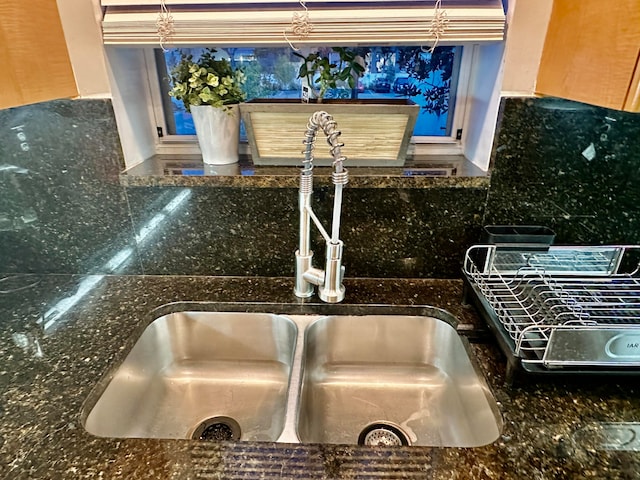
83 312 501 447
83 312 297 441
297 316 501 447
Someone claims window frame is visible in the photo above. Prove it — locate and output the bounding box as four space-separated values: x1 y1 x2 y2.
143 44 476 157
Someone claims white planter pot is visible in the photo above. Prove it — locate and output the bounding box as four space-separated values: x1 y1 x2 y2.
191 104 240 165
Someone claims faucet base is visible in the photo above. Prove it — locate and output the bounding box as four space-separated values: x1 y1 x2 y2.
318 285 345 304
318 240 345 303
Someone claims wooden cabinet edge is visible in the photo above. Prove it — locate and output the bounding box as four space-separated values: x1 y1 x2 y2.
536 0 640 113
624 50 640 112
0 1 78 110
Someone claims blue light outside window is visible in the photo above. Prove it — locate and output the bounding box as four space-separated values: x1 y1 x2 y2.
159 46 459 138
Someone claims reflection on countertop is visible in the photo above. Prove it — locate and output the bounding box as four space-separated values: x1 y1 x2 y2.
120 154 489 188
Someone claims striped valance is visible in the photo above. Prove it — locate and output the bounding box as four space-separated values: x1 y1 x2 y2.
101 0 505 46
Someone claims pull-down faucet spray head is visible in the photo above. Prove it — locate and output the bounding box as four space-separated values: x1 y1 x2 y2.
294 111 348 303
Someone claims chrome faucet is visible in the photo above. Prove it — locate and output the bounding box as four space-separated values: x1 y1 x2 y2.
294 111 348 303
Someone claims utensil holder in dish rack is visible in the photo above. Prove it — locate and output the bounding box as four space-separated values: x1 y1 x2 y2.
463 244 640 375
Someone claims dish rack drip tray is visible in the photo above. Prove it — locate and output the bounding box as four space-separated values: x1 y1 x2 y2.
463 245 640 378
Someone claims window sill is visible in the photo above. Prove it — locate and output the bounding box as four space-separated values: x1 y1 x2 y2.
120 152 489 189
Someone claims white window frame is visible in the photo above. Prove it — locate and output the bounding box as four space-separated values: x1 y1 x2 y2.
142 45 476 157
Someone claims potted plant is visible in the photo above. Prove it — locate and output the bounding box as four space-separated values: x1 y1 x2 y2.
293 47 366 103
169 48 246 165
240 47 418 167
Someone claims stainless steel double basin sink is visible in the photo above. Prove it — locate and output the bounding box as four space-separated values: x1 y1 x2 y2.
83 312 501 447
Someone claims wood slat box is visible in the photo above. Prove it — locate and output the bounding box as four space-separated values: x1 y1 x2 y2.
240 99 419 166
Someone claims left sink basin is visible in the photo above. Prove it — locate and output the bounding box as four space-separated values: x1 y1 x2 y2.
83 312 297 441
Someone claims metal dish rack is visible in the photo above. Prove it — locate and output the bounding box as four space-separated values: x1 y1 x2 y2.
463 245 640 382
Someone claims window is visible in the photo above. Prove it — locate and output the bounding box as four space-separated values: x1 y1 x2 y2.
103 1 505 169
147 44 472 155
155 45 463 140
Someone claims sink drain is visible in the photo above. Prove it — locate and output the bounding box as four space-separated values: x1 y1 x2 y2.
191 416 241 442
358 422 410 447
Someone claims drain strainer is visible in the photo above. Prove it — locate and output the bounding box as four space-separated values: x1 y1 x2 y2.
358 422 410 447
191 416 241 442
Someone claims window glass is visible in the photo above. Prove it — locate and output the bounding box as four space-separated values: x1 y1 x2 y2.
159 46 460 138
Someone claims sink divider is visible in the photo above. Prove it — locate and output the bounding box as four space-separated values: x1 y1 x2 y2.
277 315 320 443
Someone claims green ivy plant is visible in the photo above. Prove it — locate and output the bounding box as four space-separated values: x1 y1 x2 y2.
294 47 366 102
169 48 246 112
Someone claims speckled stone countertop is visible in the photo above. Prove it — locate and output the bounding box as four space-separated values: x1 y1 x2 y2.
1 275 639 479
120 154 489 188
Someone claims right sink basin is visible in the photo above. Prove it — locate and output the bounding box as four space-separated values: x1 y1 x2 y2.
296 315 502 447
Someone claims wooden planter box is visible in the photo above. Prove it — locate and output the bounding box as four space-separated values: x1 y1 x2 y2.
240 99 419 166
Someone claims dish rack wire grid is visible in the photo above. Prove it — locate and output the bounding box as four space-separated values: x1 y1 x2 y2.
463 245 640 364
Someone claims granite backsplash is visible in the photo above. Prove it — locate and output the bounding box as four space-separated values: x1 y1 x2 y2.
1 96 638 277
0 100 141 275
485 97 640 244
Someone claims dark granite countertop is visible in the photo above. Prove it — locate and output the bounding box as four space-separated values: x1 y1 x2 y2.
1 274 639 479
120 154 489 188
